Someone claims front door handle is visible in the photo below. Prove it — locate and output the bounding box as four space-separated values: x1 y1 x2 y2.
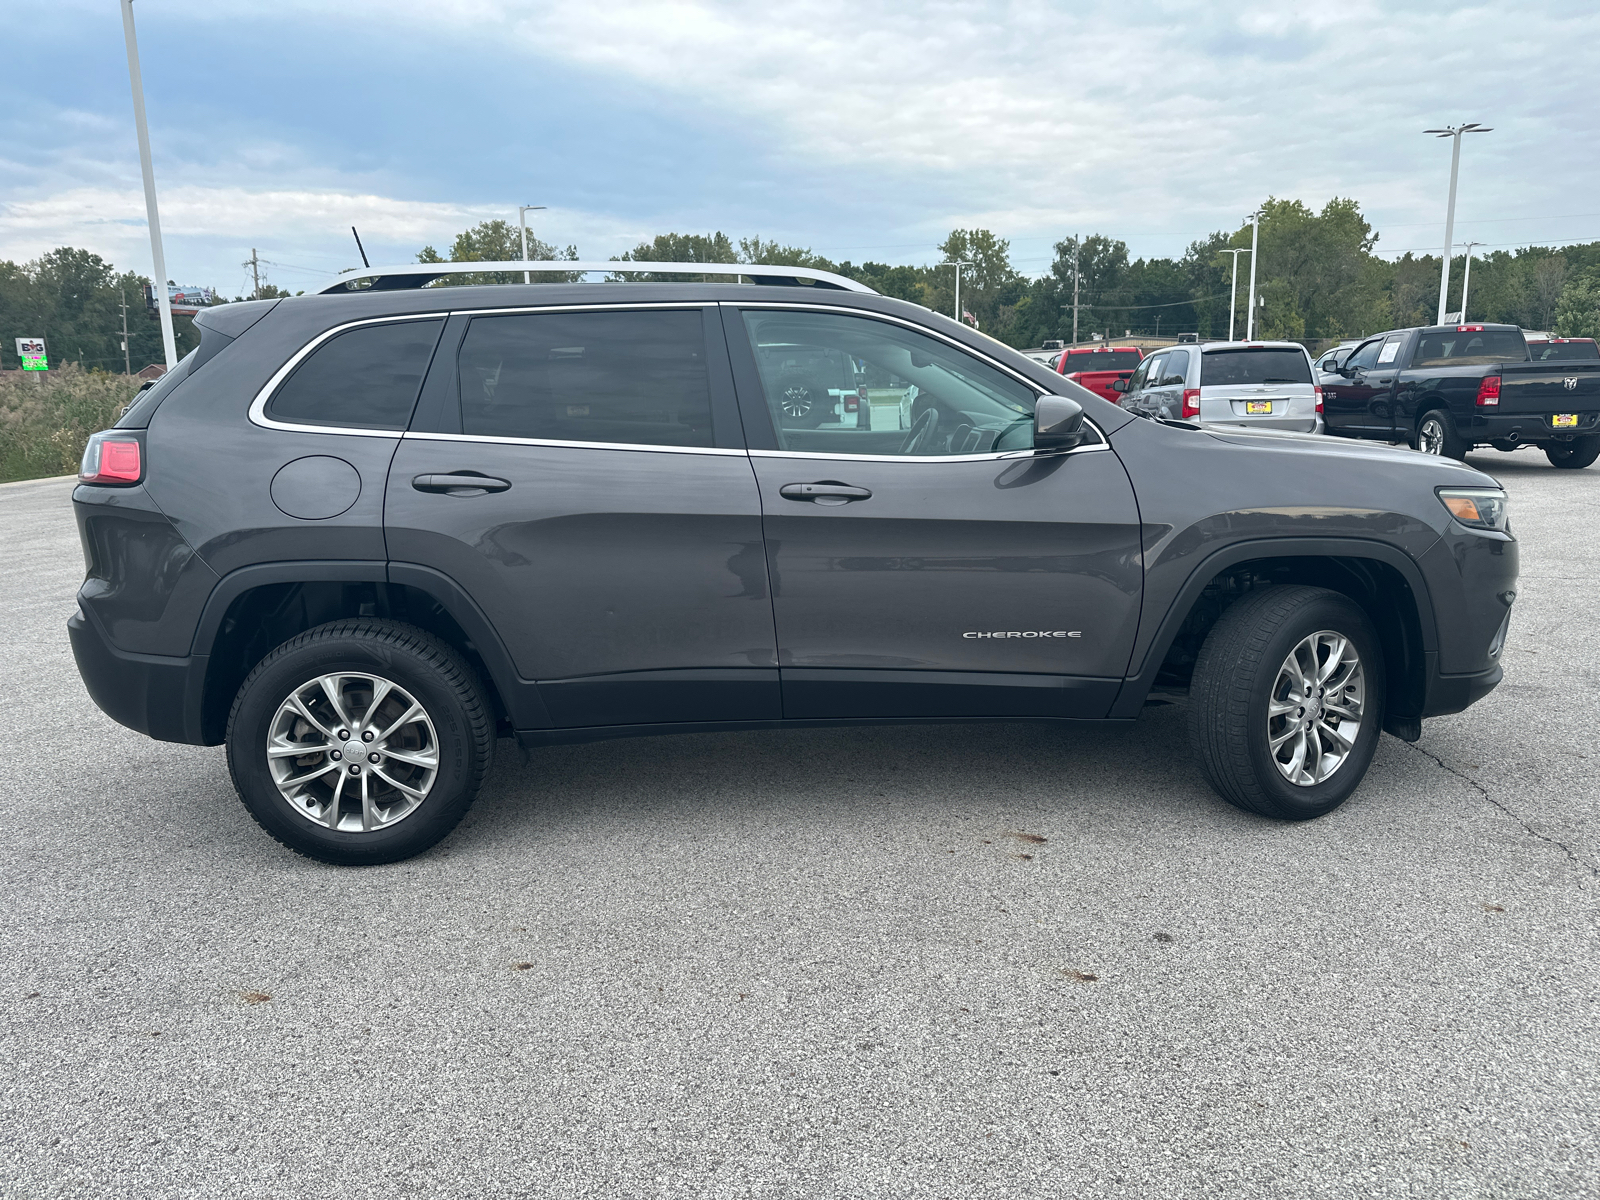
779 481 872 505
412 473 512 497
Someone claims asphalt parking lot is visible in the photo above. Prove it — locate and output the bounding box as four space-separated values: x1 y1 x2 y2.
2 457 1596 1199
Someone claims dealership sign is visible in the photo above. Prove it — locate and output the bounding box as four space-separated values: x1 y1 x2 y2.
16 336 47 371
144 284 217 316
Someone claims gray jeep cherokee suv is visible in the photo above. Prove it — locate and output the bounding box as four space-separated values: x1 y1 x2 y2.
69 263 1517 865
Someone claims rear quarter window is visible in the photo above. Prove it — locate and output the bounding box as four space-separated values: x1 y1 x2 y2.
1200 348 1312 386
1531 340 1600 361
266 318 445 430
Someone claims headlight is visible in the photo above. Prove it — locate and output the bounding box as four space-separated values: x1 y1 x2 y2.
1437 487 1508 532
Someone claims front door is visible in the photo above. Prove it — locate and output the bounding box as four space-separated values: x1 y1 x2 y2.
724 305 1144 720
386 304 778 729
1323 337 1390 435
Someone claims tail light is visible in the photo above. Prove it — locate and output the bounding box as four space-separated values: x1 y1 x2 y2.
79 431 143 485
1313 385 1325 413
1181 388 1201 419
843 388 862 413
1475 375 1501 407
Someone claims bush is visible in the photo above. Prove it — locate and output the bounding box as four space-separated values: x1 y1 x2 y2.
0 364 141 483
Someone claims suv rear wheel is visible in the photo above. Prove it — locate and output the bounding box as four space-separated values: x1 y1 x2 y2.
1545 435 1600 469
1188 586 1384 820
226 620 494 865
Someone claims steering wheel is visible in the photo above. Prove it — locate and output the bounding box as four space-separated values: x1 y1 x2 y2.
899 406 939 455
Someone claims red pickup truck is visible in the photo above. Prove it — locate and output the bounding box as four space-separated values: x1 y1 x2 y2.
1054 345 1145 402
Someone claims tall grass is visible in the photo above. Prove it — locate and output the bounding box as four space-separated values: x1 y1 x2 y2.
0 365 142 483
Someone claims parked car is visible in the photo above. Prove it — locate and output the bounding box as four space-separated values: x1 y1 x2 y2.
1055 345 1145 402
70 266 1515 864
1116 340 1323 434
1321 323 1600 466
1315 341 1360 378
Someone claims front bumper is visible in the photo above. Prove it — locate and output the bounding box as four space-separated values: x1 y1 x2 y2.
68 605 211 745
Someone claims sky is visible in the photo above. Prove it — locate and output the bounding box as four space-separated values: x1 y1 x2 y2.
4 0 1599 297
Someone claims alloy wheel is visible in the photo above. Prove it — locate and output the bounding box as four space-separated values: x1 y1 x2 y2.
1418 417 1447 456
1266 630 1366 787
266 672 439 832
781 385 814 418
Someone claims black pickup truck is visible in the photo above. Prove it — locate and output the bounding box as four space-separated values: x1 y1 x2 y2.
1321 323 1600 467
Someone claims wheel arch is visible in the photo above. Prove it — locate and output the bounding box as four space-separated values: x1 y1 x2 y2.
193 561 544 745
1111 538 1436 723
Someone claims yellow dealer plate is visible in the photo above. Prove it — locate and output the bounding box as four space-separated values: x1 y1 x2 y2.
1246 401 1273 414
1552 414 1579 427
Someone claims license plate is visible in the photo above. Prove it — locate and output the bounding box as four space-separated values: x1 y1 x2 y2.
1553 413 1579 427
1246 401 1273 414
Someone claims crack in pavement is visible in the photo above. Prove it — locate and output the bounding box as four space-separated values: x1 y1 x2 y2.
1408 741 1597 881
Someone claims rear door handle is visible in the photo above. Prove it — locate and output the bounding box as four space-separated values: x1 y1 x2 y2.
412 473 512 496
779 482 872 504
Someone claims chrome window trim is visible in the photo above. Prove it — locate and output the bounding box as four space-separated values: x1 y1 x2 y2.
248 312 450 437
748 440 1107 464
401 431 742 457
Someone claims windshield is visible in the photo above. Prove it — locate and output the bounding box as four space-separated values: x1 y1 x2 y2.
1064 350 1142 372
1413 329 1528 366
1201 348 1311 386
1530 340 1600 361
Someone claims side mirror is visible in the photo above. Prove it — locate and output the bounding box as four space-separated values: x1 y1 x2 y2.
1033 395 1086 451
1110 378 1129 393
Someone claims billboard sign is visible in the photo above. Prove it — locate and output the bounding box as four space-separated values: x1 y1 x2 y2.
144 284 217 316
16 336 47 371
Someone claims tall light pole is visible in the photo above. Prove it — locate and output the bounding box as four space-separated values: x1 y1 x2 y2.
1221 248 1250 341
518 205 547 284
1244 210 1263 340
1458 240 1484 322
120 0 176 370
1071 236 1081 344
1424 123 1492 325
939 260 973 323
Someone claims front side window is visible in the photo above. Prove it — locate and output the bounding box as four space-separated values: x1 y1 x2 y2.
1124 355 1154 392
740 310 1038 456
456 309 714 447
1141 354 1169 387
1202 347 1313 386
267 319 444 430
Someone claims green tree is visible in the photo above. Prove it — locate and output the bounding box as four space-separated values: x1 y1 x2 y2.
1554 270 1600 340
418 218 580 284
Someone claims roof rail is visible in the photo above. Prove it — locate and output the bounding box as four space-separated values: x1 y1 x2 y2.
316 261 876 295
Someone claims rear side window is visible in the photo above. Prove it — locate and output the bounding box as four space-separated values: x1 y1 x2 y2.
455 309 714 447
1201 348 1312 386
1158 349 1190 385
1413 329 1528 366
267 319 444 430
1531 340 1600 361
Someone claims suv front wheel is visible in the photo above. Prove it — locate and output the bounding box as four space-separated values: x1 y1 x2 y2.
1188 586 1384 820
226 620 494 865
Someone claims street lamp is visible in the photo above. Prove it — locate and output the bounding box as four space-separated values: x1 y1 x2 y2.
1457 241 1484 323
518 204 547 284
120 0 177 370
1244 210 1264 340
939 260 973 323
1424 123 1493 324
1220 248 1250 341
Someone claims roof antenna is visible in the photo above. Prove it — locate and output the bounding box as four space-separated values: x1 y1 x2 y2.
351 226 370 268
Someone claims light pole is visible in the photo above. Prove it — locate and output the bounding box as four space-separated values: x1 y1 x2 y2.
939 260 973 323
1221 248 1250 341
120 0 177 371
518 204 546 284
1424 123 1492 325
1457 240 1484 322
1244 210 1263 341
1071 236 1081 344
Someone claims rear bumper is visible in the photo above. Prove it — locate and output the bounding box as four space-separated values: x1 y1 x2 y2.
1469 411 1600 444
1201 415 1324 435
68 605 211 745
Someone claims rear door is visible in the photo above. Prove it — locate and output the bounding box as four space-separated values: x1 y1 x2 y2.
386 303 778 730
725 304 1144 720
1144 348 1190 420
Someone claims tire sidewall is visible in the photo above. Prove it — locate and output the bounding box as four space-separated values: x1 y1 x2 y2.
1241 595 1385 818
228 634 483 864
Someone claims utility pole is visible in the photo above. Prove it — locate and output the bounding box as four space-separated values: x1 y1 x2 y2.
1458 240 1484 322
245 248 261 299
1425 123 1492 325
1221 248 1249 341
939 260 974 323
120 0 177 371
1245 209 1264 341
120 291 131 375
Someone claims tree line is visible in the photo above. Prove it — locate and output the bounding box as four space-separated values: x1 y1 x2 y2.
5 196 1599 372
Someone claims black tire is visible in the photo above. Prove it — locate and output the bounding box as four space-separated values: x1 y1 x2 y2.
1545 435 1600 469
1188 586 1385 821
226 620 494 865
1415 409 1468 461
